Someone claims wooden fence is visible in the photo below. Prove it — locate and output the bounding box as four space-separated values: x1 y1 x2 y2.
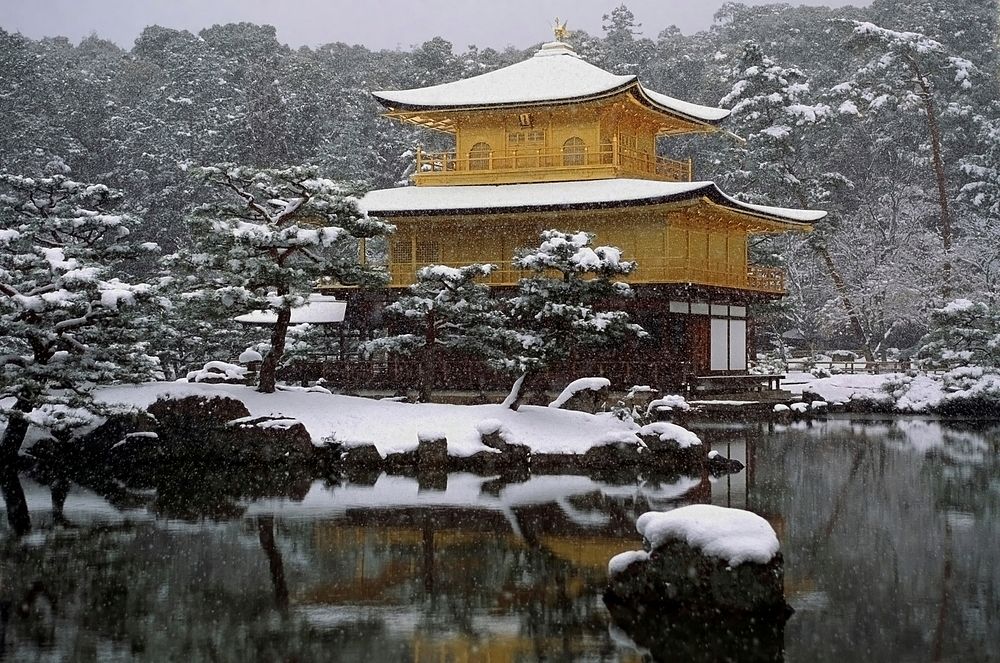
784 359 915 375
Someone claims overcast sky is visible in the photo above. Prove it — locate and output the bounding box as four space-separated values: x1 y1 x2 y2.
1 0 873 51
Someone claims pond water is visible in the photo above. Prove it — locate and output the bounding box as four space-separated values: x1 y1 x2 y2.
1 418 998 662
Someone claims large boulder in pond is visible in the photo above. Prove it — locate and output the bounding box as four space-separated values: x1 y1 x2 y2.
606 504 786 614
146 396 314 464
636 422 703 470
225 415 314 463
148 395 251 440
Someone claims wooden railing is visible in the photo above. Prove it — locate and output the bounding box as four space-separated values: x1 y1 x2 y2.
784 359 915 375
387 259 786 293
747 265 786 293
413 145 692 184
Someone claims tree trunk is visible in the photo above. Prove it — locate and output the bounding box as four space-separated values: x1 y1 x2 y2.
0 470 30 536
787 188 875 361
502 372 528 411
419 314 436 403
916 77 953 297
0 397 34 466
258 304 293 394
812 243 875 361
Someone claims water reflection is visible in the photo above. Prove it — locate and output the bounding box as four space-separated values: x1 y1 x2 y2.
758 418 1000 663
0 419 997 661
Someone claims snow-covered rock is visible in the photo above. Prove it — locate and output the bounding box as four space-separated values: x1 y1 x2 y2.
185 361 247 384
608 550 649 577
637 505 779 566
637 422 702 449
606 505 787 618
549 377 611 410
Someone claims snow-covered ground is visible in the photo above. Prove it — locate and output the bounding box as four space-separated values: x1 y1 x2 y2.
783 370 895 402
93 382 642 457
783 370 998 412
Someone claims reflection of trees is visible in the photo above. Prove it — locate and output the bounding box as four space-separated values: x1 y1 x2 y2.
0 470 29 536
1 515 401 661
755 421 1000 662
257 517 289 610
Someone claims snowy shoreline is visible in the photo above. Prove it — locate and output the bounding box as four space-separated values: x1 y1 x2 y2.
93 381 644 457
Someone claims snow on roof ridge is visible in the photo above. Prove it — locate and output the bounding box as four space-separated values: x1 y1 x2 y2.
360 178 826 224
533 40 581 59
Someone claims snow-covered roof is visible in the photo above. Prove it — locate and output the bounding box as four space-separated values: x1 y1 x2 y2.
234 294 347 326
373 41 729 126
360 179 826 225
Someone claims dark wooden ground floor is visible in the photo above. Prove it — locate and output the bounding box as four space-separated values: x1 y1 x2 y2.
286 284 782 394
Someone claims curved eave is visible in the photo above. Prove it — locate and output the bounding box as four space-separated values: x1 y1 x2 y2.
632 86 731 127
373 81 728 130
362 181 824 228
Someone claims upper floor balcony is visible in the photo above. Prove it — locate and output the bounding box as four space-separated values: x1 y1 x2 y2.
412 143 693 186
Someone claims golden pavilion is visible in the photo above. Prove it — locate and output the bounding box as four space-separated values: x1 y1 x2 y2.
358 29 825 391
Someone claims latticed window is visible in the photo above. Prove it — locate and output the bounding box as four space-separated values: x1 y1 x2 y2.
390 240 412 264
562 137 586 166
469 142 491 170
507 130 545 144
415 240 440 264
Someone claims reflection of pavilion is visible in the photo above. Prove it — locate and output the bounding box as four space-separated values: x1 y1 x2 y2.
245 471 728 662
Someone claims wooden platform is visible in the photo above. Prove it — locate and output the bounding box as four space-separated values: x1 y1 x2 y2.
690 374 783 394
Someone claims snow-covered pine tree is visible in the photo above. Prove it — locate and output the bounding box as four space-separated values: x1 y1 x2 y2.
913 298 1000 402
600 5 654 75
0 162 159 460
958 106 1000 297
844 21 979 296
717 41 834 202
134 273 257 381
716 42 867 356
717 39 937 361
917 299 1000 371
168 164 392 393
495 231 646 411
366 263 502 402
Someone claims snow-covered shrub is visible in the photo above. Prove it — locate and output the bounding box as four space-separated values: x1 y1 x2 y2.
492 230 646 410
750 354 786 375
917 299 1000 371
646 395 690 417
365 263 503 402
185 361 248 384
881 300 1000 412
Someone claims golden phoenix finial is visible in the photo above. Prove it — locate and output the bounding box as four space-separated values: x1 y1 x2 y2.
553 18 569 42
